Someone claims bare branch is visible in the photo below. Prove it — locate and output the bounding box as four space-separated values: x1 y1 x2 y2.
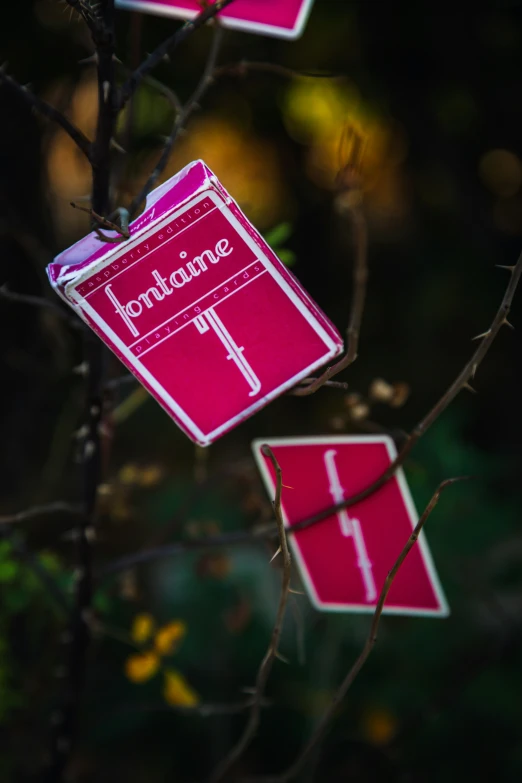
105 374 350 393
293 377 349 391
0 66 92 160
213 61 341 81
129 24 224 217
0 502 83 527
0 285 85 329
247 477 469 783
106 697 266 720
208 445 292 783
117 0 236 110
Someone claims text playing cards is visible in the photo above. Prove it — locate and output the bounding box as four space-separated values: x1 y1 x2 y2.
252 436 449 616
47 161 343 445
115 0 316 40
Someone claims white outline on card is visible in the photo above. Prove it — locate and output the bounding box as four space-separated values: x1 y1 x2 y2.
115 0 315 40
66 191 342 446
251 435 450 618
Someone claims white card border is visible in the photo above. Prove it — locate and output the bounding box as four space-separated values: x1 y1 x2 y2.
67 191 342 445
115 0 315 40
251 435 450 617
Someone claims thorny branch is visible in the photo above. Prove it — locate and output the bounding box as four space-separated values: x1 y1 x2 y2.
129 23 225 217
246 478 468 783
117 0 237 110
208 446 292 783
0 66 92 159
98 251 522 579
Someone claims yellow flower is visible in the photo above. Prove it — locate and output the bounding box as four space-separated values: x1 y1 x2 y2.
154 621 187 656
125 651 160 683
131 613 155 644
163 669 199 707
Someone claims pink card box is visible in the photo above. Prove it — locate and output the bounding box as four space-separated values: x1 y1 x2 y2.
47 161 343 446
115 0 316 40
252 436 449 616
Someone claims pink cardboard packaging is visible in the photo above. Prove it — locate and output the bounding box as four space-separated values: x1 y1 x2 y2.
252 436 449 616
115 0 316 40
47 161 343 446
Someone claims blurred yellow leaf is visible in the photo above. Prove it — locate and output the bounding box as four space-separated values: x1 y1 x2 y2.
138 465 163 487
113 387 149 424
154 621 187 656
118 464 140 485
125 651 160 683
131 613 155 644
163 669 199 707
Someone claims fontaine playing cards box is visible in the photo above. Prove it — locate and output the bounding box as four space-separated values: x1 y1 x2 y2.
47 161 343 445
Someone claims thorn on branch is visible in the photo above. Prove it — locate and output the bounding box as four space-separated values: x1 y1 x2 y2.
70 202 130 241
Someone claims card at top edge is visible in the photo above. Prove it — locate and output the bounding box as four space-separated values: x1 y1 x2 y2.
47 161 343 446
115 0 315 40
252 435 449 616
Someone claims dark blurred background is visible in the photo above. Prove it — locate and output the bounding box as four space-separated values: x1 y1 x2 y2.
1 1 522 781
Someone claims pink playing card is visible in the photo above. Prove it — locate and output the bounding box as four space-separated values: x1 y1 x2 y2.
252 436 449 616
115 0 316 40
47 161 343 446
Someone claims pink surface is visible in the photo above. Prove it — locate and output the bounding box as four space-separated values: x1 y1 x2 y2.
47 162 343 445
116 0 312 36
253 437 448 615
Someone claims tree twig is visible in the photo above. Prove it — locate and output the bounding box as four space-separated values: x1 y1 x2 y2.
208 445 292 783
117 0 236 111
0 502 83 527
213 61 340 81
0 66 92 160
0 285 85 329
245 477 468 783
128 23 224 217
